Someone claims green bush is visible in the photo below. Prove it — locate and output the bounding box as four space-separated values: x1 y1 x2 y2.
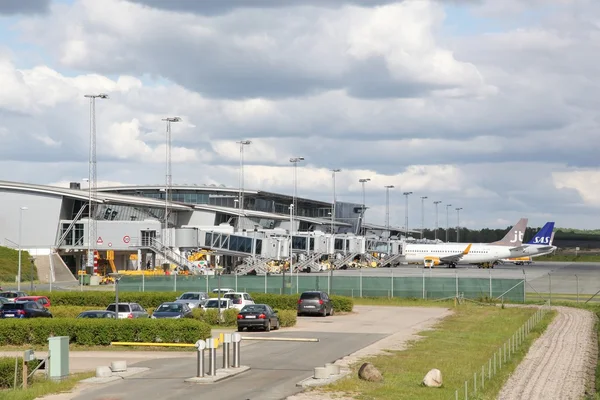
277 310 297 327
191 307 205 320
249 293 298 310
50 306 96 318
222 308 239 326
330 295 354 312
0 357 40 389
202 309 220 326
0 319 211 346
32 291 182 310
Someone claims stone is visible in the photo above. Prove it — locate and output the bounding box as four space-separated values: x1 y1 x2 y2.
358 362 383 382
95 366 113 378
110 361 127 372
422 369 443 387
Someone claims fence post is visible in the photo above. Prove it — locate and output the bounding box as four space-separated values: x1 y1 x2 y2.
142 272 145 292
493 353 496 375
488 358 491 379
548 273 552 307
499 348 502 370
465 380 468 400
481 365 484 389
264 272 267 294
235 273 238 292
474 372 477 393
359 269 363 298
391 270 394 298
489 268 492 298
504 343 506 363
523 269 526 303
174 272 177 292
576 274 579 303
422 268 425 300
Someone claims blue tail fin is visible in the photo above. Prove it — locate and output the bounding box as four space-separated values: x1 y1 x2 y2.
528 222 555 245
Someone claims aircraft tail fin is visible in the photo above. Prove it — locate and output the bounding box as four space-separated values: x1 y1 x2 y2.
527 222 555 245
549 231 556 245
491 218 528 246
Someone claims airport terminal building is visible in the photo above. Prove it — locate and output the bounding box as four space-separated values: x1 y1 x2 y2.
0 180 418 282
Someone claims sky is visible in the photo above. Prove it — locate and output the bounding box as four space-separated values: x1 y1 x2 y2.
0 0 599 230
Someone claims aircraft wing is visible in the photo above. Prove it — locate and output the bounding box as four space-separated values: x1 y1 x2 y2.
509 245 528 252
439 244 472 263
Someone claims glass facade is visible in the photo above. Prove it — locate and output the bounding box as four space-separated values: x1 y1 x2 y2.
60 223 84 246
291 236 307 250
205 232 262 255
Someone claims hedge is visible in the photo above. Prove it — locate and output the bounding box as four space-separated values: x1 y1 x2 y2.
0 319 211 346
0 357 40 389
276 310 297 327
33 291 354 313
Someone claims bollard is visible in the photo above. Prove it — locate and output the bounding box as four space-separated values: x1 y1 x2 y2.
206 338 217 375
232 333 242 368
195 340 206 378
222 334 232 369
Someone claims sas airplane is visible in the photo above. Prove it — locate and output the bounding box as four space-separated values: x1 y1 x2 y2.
403 218 528 268
502 223 556 265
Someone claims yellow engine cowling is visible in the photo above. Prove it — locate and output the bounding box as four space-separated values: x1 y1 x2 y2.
423 256 441 268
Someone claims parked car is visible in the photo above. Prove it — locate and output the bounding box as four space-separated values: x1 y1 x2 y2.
0 291 28 301
0 301 53 318
211 288 234 295
223 292 255 310
202 298 234 312
0 297 11 305
76 310 117 319
297 291 334 317
15 296 50 308
174 292 209 309
106 303 149 319
151 302 193 319
237 304 280 332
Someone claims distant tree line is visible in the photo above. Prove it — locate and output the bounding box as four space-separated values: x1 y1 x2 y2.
419 227 600 249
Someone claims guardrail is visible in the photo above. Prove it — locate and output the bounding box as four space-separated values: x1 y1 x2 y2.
449 300 551 399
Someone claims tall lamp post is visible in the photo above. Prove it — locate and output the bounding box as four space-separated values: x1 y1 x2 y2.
161 116 181 249
17 206 28 291
82 177 90 285
384 185 394 238
358 178 370 234
237 140 252 212
285 204 294 295
420 196 428 239
83 93 108 277
433 201 442 240
445 204 452 243
330 169 341 234
289 157 304 216
403 192 413 239
456 207 463 242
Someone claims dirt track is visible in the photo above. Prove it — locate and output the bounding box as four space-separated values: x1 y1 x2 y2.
498 306 598 400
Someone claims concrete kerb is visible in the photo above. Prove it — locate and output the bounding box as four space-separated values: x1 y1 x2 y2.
184 365 251 384
80 367 151 384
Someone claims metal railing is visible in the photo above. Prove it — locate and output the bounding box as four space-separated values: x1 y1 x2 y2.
449 300 551 400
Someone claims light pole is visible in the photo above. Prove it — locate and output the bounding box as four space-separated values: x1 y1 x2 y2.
420 196 428 239
162 116 181 248
83 93 108 277
445 204 452 242
330 169 341 234
289 157 304 216
286 204 294 295
358 178 370 234
403 192 413 239
433 201 442 240
384 185 394 238
237 140 252 212
82 177 91 283
109 273 123 318
17 206 28 291
456 207 463 242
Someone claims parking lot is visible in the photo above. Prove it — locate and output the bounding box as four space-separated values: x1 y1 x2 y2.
47 305 450 400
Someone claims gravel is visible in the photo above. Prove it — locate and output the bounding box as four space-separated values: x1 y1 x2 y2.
497 306 598 400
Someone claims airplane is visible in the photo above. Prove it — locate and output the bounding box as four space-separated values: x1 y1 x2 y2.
501 224 556 264
402 218 528 268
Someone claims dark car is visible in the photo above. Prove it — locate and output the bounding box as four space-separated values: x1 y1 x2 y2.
0 297 11 305
237 304 280 332
0 301 53 318
151 302 192 319
297 291 334 317
76 310 117 319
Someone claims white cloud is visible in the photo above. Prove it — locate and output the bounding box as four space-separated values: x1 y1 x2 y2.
553 170 600 207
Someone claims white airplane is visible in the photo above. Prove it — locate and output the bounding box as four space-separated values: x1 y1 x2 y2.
402 218 528 268
501 225 556 264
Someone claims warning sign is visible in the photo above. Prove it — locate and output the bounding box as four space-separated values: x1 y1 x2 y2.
96 237 104 245
123 235 131 244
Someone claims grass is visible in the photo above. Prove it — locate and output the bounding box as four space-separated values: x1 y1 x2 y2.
353 297 457 308
0 371 95 400
322 303 554 400
0 246 38 283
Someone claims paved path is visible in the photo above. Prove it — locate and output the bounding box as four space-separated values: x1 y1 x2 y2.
498 306 598 400
36 306 450 400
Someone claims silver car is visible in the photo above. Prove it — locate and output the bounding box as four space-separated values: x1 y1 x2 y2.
175 292 209 309
106 303 149 319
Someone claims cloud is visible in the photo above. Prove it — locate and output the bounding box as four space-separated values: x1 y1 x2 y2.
0 0 599 230
19 0 495 100
0 0 49 15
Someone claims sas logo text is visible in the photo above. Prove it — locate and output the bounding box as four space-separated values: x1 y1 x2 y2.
533 236 550 244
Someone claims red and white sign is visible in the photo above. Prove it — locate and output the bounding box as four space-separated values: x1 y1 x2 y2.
123 235 131 244
108 242 113 247
93 250 99 274
96 237 104 245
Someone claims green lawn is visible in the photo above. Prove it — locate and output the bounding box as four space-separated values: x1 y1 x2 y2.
0 246 38 284
0 371 94 400
323 303 554 400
